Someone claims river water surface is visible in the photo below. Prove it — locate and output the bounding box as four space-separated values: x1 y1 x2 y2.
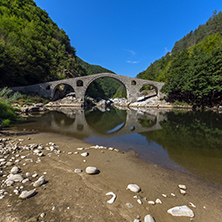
14 107 222 185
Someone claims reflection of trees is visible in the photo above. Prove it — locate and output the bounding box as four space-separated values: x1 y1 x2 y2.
140 110 222 183
52 111 75 127
142 111 222 150
85 107 126 134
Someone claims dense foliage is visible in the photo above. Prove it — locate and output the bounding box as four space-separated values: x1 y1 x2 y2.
0 87 19 126
0 0 121 99
137 11 222 106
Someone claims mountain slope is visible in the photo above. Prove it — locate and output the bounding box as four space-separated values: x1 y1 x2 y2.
137 11 222 106
0 0 121 99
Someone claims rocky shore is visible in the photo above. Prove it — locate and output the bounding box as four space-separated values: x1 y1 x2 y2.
0 130 222 221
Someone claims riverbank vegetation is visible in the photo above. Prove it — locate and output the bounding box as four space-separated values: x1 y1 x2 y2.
137 11 222 107
0 87 49 127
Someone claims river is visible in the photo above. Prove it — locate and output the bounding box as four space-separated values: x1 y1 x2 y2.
14 106 222 185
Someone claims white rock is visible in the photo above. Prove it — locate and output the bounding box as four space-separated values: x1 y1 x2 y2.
137 199 142 204
171 193 176 197
74 169 82 173
33 149 41 154
85 166 99 175
7 174 23 182
68 152 73 155
106 192 116 204
33 176 45 187
13 189 19 195
178 184 187 190
180 189 186 195
144 214 156 222
189 202 196 208
81 152 89 157
167 205 194 217
6 180 14 186
26 172 31 177
32 173 38 178
10 166 20 174
19 189 36 199
126 184 141 193
22 178 30 184
148 201 155 205
155 198 162 204
77 148 84 151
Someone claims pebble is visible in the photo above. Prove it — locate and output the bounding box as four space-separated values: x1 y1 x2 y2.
19 189 36 199
178 184 187 190
7 174 24 182
40 213 46 218
148 201 155 205
126 184 141 193
144 214 156 222
10 166 20 174
180 189 186 195
137 199 142 204
126 203 134 208
106 192 116 204
32 173 38 178
189 202 196 208
5 162 13 167
85 166 99 175
22 178 30 184
74 169 82 173
167 205 194 217
155 198 162 204
81 152 89 157
77 148 84 151
33 176 45 187
68 152 73 155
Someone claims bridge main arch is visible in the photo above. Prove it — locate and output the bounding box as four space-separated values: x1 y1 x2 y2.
83 73 129 99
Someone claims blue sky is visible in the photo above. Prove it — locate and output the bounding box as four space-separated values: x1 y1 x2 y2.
34 0 222 77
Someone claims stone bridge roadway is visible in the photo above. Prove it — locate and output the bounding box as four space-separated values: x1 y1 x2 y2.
12 73 165 103
39 109 166 138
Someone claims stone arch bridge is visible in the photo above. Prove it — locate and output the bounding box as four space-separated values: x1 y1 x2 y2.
12 73 165 104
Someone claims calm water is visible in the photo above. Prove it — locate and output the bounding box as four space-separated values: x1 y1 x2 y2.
14 107 222 184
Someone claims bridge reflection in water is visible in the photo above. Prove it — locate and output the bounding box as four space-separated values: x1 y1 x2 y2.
26 107 166 139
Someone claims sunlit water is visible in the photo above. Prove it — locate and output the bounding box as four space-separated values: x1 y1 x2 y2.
14 107 222 184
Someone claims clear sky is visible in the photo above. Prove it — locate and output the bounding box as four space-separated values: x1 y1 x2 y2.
34 0 222 77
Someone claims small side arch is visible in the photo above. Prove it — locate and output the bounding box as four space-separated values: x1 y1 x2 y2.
52 83 75 100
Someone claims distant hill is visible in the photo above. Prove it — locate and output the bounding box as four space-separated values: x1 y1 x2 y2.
0 0 121 98
137 11 222 106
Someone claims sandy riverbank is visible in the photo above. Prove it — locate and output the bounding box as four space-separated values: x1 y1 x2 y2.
0 130 222 222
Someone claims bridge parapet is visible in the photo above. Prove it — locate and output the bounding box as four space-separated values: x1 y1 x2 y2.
11 73 165 103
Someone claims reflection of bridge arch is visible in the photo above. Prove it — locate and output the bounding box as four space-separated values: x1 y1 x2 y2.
12 73 165 104
45 108 165 138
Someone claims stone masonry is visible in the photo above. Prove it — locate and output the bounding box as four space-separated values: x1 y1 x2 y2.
11 73 165 104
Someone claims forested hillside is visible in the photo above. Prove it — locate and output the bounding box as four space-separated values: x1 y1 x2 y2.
137 11 222 106
0 0 121 99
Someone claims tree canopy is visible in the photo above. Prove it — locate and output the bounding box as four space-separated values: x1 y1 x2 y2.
137 11 222 106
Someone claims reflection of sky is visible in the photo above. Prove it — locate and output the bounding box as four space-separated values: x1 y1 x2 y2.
106 123 125 134
85 133 189 173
